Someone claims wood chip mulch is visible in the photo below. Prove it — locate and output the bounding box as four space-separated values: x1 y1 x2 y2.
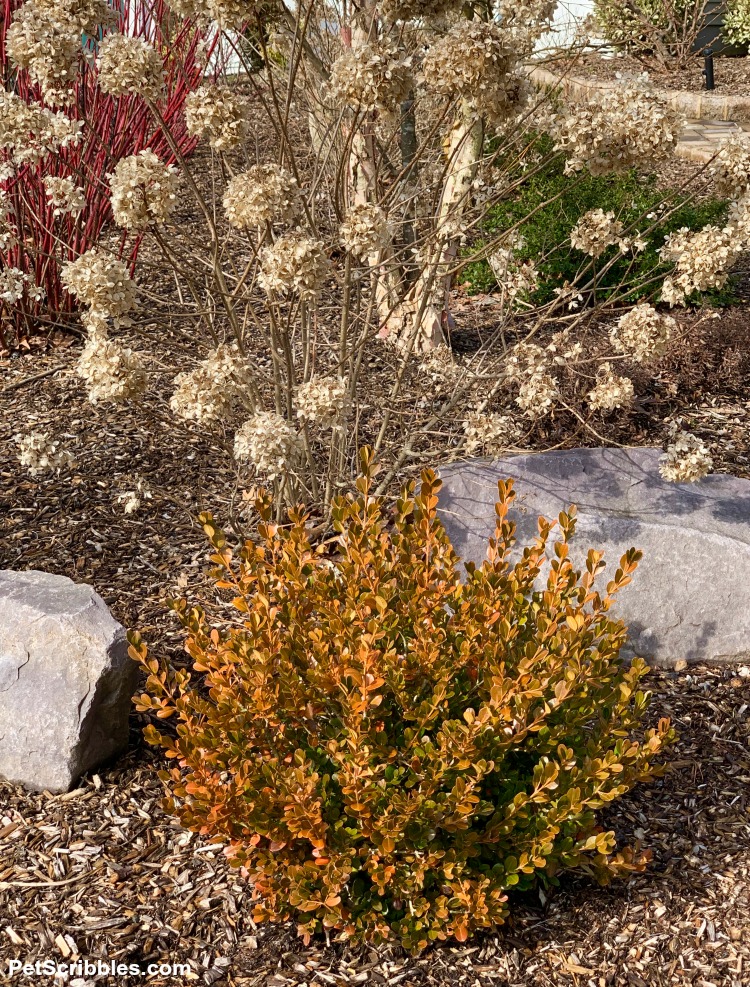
0 667 748 986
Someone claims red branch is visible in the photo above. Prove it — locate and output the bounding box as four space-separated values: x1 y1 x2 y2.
0 0 210 346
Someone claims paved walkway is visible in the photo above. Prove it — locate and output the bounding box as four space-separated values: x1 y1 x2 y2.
678 118 750 162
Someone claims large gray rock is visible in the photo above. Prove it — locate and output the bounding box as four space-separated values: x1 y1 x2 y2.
0 570 136 792
437 447 750 668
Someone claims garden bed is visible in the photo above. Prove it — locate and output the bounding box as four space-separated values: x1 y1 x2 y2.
4 39 750 978
556 51 750 96
530 57 750 122
1 659 748 986
4 272 750 980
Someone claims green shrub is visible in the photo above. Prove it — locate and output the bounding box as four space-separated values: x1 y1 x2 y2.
724 0 750 45
463 139 731 307
130 451 674 953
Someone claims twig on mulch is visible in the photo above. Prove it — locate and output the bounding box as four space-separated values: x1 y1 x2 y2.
1 367 62 394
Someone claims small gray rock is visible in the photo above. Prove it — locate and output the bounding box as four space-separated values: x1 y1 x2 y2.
437 447 750 668
0 570 136 792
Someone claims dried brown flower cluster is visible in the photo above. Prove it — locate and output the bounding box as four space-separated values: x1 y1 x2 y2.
463 411 521 454
0 90 82 168
340 203 391 260
223 164 300 230
108 151 180 230
418 344 459 381
259 234 329 299
96 34 165 101
570 209 624 257
422 20 525 121
659 430 713 482
710 134 750 198
185 85 251 151
43 175 85 216
61 248 138 331
506 341 559 419
551 86 678 176
6 0 117 103
296 376 346 427
497 0 559 50
660 226 741 305
170 344 253 423
0 267 36 306
587 363 634 412
77 330 147 404
489 246 538 303
14 430 73 474
329 40 412 113
168 0 278 29
610 303 675 363
233 411 304 479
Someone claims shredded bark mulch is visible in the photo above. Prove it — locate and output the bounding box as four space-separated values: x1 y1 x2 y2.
0 667 749 985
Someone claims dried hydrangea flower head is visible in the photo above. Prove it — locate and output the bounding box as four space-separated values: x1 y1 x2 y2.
587 362 634 412
551 85 678 176
489 247 538 304
0 91 82 166
185 85 251 151
7 0 118 102
340 203 391 260
6 6 80 104
496 0 559 50
32 0 117 32
422 20 524 121
660 225 741 305
223 164 300 230
234 411 304 481
659 430 713 482
170 344 253 424
77 329 147 403
329 40 412 113
516 370 559 418
14 431 73 475
610 303 675 363
506 340 547 380
728 192 750 240
169 0 278 28
463 411 521 455
61 248 138 329
43 176 85 216
710 133 750 197
570 209 624 257
380 0 453 21
0 267 31 306
295 376 346 428
0 209 18 251
108 151 179 230
96 34 165 100
418 343 459 381
546 330 583 367
259 234 329 299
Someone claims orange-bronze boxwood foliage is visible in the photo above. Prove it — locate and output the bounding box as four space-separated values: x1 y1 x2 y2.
129 450 674 953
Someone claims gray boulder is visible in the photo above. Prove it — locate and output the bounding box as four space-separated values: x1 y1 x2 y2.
437 447 750 668
0 570 136 792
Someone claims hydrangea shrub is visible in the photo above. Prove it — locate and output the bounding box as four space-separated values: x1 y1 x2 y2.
130 452 674 952
0 0 205 349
